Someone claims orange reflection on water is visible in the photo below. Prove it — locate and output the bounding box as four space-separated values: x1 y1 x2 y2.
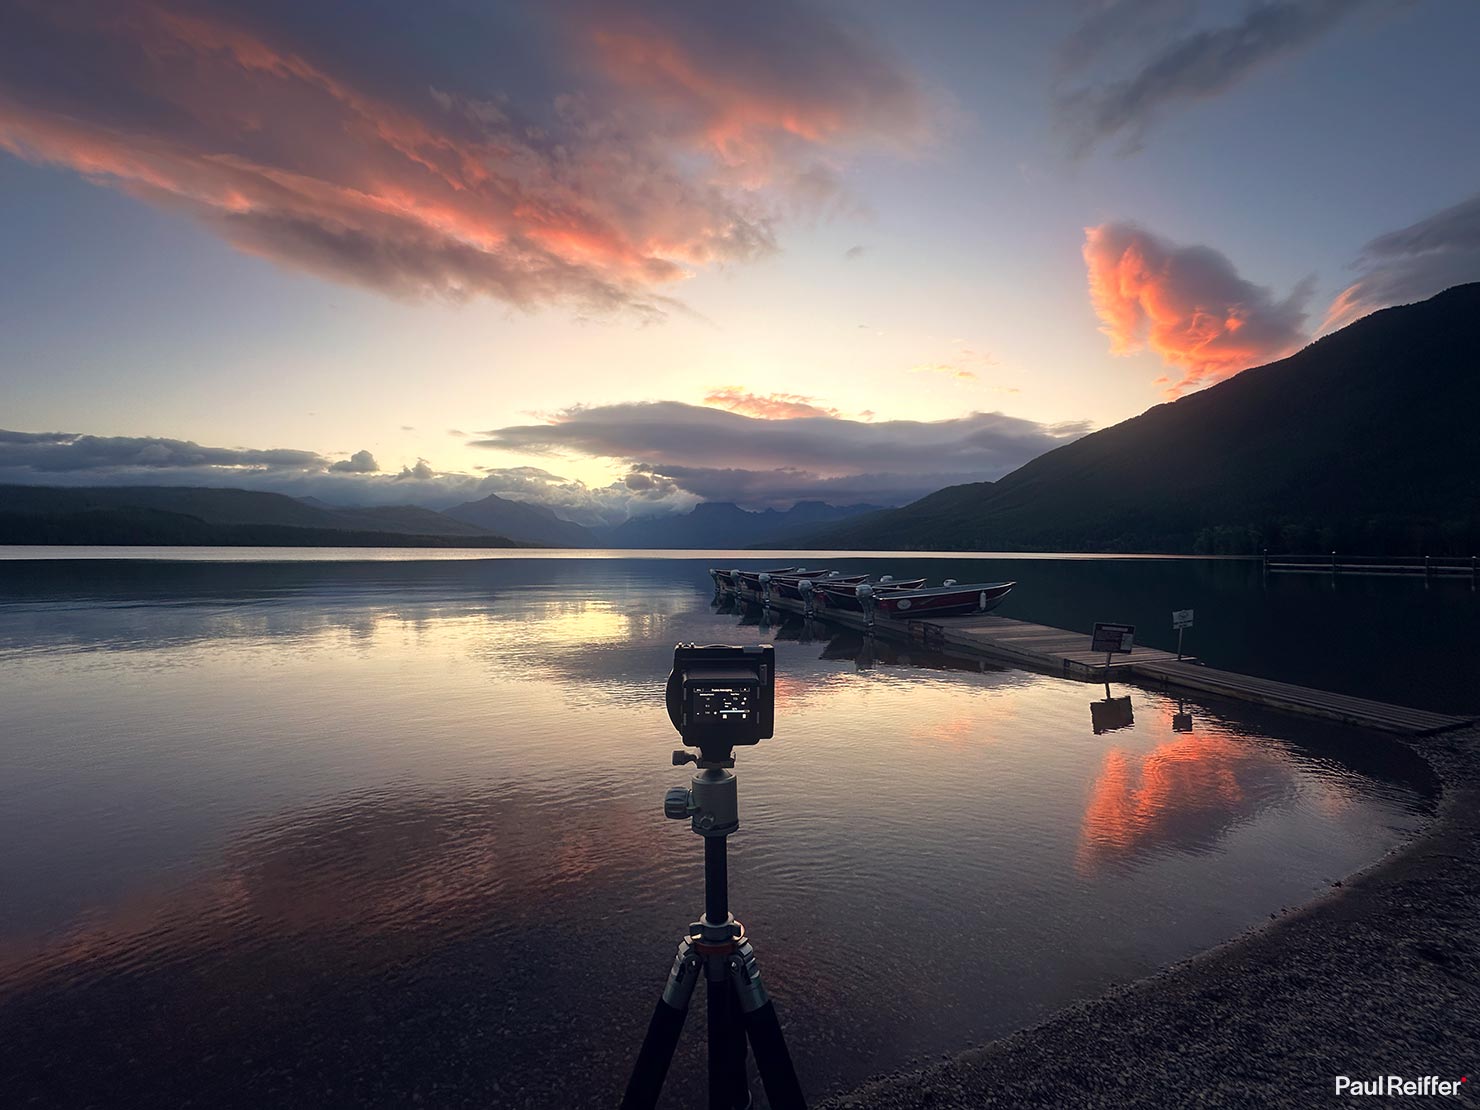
1076 728 1296 875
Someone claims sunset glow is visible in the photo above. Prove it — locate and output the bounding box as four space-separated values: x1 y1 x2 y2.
1 0 1476 514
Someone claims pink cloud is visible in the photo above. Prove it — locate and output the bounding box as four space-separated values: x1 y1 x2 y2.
702 387 839 419
0 0 922 312
1083 222 1311 397
581 2 926 187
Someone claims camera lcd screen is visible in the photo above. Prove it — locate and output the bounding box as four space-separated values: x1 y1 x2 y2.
688 684 757 725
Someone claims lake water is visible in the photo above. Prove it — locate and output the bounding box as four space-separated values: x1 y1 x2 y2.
0 553 1445 1107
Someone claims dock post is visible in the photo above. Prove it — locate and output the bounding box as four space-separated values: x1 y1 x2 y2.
1424 554 1432 583
1261 547 1268 581
1472 554 1477 590
1331 550 1338 578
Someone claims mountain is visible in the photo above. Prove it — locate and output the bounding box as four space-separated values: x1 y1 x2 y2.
444 492 597 547
318 504 494 537
798 284 1480 555
596 500 883 549
0 485 522 546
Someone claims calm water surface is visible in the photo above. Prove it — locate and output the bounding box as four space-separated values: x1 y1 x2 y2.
0 556 1440 1107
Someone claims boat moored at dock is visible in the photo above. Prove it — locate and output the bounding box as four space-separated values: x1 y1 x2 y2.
870 580 1015 618
709 566 1013 619
814 578 927 611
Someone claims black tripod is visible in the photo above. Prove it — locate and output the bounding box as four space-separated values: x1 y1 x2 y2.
621 758 806 1110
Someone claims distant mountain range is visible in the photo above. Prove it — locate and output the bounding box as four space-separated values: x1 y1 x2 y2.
0 485 522 547
592 500 882 549
445 492 597 547
0 483 882 549
796 284 1480 555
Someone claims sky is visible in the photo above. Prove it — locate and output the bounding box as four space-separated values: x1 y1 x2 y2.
2 0 1479 521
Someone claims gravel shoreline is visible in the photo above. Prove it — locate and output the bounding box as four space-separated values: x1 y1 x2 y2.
819 725 1480 1109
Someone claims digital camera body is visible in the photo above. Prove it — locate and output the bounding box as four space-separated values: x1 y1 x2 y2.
666 644 775 757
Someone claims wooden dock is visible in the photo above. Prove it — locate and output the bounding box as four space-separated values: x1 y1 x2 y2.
902 613 1187 681
1128 659 1469 736
752 592 1473 738
1264 552 1478 583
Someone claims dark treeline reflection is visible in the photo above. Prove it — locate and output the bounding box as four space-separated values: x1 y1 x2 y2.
0 556 1440 1106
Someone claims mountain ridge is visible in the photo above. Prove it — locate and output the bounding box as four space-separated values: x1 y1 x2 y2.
444 492 597 547
796 284 1480 554
0 485 523 546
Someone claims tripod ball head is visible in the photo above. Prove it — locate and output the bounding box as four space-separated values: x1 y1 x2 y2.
662 767 738 836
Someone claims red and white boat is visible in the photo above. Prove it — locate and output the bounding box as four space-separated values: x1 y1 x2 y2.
814 577 927 612
870 581 1015 619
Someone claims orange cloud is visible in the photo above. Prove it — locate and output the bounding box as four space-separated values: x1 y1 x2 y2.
583 5 926 186
1083 223 1311 398
702 387 839 419
0 0 922 312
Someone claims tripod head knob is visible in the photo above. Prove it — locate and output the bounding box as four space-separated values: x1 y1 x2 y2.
672 750 697 766
664 787 693 820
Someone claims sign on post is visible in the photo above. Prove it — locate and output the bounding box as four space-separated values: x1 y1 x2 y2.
1091 622 1135 654
1172 608 1193 660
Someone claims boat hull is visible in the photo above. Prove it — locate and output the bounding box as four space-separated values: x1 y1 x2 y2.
814 579 928 612
874 582 1015 619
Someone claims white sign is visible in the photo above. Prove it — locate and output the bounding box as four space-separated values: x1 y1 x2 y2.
1172 609 1194 630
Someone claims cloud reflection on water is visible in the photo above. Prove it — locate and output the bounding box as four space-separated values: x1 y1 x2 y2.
1077 728 1298 875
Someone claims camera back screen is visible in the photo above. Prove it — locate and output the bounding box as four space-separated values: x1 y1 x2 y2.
688 684 757 725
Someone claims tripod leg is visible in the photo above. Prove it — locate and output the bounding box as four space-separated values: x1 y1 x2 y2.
724 981 751 1108
621 939 702 1110
706 962 750 1109
728 940 806 1110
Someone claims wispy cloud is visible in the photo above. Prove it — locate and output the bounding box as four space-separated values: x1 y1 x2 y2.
1083 222 1311 396
471 400 1090 507
702 387 839 419
908 363 977 382
1057 0 1366 156
0 0 925 314
1325 191 1480 330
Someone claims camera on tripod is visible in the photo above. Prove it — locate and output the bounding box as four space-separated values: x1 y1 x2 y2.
666 643 774 760
625 643 805 1110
